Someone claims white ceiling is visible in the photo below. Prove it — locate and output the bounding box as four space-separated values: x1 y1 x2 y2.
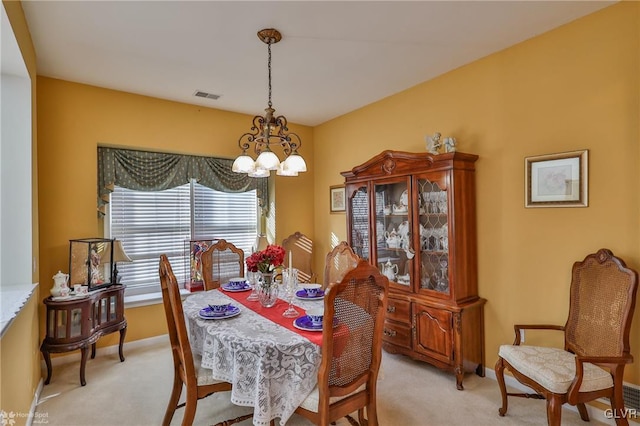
21 1 614 126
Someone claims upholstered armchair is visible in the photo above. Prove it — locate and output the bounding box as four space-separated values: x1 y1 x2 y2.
495 249 638 426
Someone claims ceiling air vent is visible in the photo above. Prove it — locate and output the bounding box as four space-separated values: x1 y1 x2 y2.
193 90 221 100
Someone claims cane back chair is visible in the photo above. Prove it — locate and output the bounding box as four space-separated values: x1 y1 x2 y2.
201 239 244 291
159 255 238 426
295 259 389 425
282 231 316 283
495 249 638 426
324 241 360 289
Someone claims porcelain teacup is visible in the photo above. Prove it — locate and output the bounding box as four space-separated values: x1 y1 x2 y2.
208 297 230 314
306 307 324 326
299 283 322 297
227 277 246 289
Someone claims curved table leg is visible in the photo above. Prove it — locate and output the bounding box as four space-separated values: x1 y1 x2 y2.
118 326 127 362
42 349 52 385
91 342 96 359
80 346 89 386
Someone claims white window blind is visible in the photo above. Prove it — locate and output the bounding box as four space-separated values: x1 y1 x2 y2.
109 181 257 296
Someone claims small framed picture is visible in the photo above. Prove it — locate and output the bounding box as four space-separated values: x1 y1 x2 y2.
330 185 346 213
525 150 588 208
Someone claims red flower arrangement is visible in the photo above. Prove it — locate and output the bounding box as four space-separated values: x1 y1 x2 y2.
246 244 286 273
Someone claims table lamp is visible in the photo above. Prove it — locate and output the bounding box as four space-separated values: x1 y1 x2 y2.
112 239 132 284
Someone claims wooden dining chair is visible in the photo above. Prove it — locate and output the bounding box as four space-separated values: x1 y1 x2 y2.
294 259 389 425
200 239 244 290
282 231 316 283
323 241 359 289
495 249 638 426
159 254 239 426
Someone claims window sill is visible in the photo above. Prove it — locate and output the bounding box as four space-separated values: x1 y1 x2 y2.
124 288 190 308
1 283 39 338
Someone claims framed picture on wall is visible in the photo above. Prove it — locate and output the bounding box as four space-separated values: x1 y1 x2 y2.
525 150 588 208
330 185 346 213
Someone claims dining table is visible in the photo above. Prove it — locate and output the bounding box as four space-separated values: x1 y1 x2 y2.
183 284 328 426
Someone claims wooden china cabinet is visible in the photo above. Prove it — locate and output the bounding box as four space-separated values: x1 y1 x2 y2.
342 150 485 390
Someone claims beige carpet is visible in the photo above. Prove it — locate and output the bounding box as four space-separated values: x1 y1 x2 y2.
36 336 608 426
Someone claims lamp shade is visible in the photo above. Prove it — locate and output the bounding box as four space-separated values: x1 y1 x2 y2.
282 152 307 173
255 150 280 171
113 240 132 263
248 168 270 178
232 154 256 173
253 234 269 253
276 162 298 176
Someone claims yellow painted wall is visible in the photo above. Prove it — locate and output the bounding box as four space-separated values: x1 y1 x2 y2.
1 1 41 423
0 294 40 424
313 2 640 383
36 78 315 346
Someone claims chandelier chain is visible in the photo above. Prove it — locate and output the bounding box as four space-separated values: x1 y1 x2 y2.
267 42 272 109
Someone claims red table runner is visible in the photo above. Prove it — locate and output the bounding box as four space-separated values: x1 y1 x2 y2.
221 288 326 346
220 288 350 355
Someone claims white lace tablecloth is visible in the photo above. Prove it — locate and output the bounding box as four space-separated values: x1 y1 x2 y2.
184 289 323 426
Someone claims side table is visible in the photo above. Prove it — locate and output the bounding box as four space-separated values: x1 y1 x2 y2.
40 285 127 386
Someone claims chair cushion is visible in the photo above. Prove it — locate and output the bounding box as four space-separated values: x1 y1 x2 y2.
498 345 613 394
193 355 226 386
299 384 366 413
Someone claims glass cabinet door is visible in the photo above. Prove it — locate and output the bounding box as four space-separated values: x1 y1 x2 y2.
417 177 449 295
348 184 370 261
374 179 411 288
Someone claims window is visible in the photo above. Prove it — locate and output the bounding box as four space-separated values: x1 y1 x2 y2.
108 180 258 296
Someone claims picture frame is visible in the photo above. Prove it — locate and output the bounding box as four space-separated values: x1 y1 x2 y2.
330 185 346 213
525 150 588 208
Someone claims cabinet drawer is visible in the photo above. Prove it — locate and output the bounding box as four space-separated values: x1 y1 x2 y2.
383 320 411 348
385 298 410 323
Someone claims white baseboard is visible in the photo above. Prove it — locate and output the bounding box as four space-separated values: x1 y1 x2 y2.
484 368 616 426
26 378 44 426
43 334 169 369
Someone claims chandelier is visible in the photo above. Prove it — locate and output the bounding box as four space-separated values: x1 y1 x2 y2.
232 28 307 178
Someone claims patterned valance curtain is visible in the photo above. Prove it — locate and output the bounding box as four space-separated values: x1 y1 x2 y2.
97 147 268 215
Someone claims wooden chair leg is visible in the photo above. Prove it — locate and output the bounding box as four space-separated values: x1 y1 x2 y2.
576 403 589 422
182 391 198 426
611 369 630 426
495 357 509 416
162 372 183 426
358 408 367 425
546 396 562 426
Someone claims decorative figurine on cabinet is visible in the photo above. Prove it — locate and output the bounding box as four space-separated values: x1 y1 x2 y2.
425 132 457 154
444 137 457 153
425 132 442 154
69 238 114 291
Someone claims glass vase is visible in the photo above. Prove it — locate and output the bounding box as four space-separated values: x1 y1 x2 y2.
257 272 279 308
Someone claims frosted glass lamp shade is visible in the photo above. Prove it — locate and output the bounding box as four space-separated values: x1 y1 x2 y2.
276 162 298 176
255 150 280 171
232 154 256 173
282 152 307 173
248 168 270 178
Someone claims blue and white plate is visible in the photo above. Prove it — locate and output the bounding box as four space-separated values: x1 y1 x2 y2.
221 282 251 292
295 289 325 301
198 305 241 320
293 315 323 332
293 316 338 332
